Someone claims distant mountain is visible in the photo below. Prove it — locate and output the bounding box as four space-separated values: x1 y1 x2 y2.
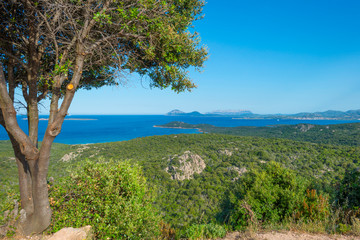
207 110 253 116
166 109 202 116
166 109 360 120
166 109 185 115
288 110 360 120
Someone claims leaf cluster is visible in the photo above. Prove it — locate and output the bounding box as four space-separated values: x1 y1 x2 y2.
0 0 208 107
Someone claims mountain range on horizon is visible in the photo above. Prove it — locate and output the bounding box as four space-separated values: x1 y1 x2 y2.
166 109 360 120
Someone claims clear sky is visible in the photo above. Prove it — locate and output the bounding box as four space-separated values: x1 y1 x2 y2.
65 0 360 115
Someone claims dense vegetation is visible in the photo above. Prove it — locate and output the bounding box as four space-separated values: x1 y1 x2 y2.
1 131 360 238
157 121 360 146
49 159 161 239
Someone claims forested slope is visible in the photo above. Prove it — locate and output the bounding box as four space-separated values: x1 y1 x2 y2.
1 133 360 231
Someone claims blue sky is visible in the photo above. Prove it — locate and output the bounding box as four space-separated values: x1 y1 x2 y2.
66 0 360 115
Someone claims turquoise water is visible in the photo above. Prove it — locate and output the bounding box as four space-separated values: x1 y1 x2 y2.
0 115 359 144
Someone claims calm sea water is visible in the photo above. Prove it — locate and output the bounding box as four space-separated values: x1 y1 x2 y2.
0 115 359 144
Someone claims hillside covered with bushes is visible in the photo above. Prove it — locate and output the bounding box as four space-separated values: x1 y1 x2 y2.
1 133 360 238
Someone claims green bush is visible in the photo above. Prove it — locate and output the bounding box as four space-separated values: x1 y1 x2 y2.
184 223 226 239
226 161 309 228
337 168 360 209
49 158 161 239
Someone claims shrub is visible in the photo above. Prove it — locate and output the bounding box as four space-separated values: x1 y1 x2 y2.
337 168 360 209
49 158 161 239
184 223 226 239
225 161 309 228
295 189 330 222
245 162 307 223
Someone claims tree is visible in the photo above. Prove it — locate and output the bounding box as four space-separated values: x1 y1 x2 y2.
0 0 207 235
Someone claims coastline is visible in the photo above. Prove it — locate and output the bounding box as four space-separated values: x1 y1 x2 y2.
23 118 98 121
153 125 204 133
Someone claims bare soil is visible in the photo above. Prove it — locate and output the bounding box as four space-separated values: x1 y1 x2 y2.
222 231 360 240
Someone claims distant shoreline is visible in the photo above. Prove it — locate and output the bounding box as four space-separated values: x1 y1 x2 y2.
153 125 203 133
63 118 98 121
23 118 98 121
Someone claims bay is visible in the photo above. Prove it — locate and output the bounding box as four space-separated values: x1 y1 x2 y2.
0 115 359 144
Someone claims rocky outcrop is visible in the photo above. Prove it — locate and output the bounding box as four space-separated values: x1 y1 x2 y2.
227 166 247 181
165 151 206 180
219 149 233 156
60 144 90 162
47 226 93 240
1 226 93 240
297 124 315 132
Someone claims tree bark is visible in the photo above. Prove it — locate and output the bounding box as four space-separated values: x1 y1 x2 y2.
8 133 52 235
0 63 51 235
10 136 33 216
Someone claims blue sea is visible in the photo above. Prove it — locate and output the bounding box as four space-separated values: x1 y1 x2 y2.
0 115 359 144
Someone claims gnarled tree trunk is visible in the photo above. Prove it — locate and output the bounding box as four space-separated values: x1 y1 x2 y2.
0 50 84 234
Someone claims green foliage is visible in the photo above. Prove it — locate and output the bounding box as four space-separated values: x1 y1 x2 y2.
224 162 309 228
77 0 207 93
49 158 161 239
337 168 360 209
184 223 226 239
338 223 352 234
1 0 208 106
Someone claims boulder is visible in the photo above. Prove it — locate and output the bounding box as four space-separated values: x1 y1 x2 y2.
47 226 93 240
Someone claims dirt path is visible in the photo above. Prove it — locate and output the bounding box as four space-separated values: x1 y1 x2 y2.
222 231 360 240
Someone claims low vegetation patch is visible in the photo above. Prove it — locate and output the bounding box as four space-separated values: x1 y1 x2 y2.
48 159 161 239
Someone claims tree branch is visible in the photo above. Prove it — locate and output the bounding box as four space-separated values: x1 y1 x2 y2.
0 63 39 160
0 49 29 71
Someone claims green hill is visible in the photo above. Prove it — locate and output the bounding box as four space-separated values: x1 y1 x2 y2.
156 121 360 146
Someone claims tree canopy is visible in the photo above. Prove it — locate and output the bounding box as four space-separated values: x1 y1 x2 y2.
0 0 207 235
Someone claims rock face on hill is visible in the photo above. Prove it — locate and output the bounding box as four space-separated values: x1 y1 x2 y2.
165 151 206 180
297 124 315 132
227 166 247 181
